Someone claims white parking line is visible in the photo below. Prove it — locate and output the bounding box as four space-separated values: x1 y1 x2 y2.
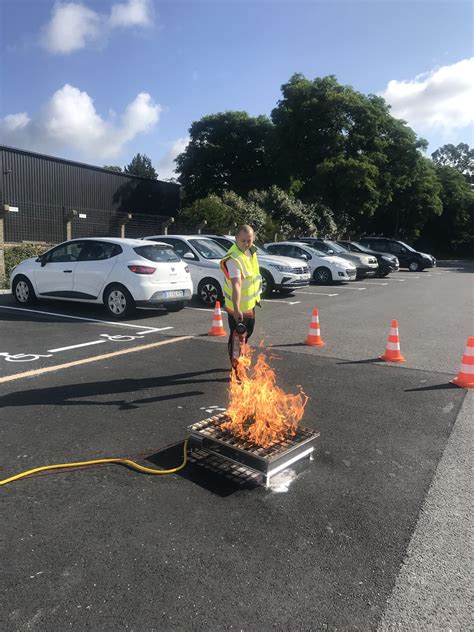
294 291 339 297
48 340 106 353
330 286 367 291
185 306 213 312
0 305 158 330
262 299 301 305
364 282 388 286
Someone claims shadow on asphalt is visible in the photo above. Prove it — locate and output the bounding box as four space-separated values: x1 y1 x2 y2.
337 358 382 365
146 441 259 497
404 383 459 392
0 368 230 409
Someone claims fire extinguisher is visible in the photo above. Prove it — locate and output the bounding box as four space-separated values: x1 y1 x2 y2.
232 321 247 366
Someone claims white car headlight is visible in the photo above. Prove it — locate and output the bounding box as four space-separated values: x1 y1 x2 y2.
269 264 294 273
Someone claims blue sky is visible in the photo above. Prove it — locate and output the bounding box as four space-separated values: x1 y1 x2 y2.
1 0 473 179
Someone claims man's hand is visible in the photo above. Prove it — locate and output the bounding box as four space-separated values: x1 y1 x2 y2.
236 310 244 322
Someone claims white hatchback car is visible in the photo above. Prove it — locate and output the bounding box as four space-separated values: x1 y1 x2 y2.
265 241 357 284
144 235 227 306
10 237 193 319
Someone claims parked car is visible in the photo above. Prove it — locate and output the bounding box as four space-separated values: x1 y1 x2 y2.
288 238 379 279
10 237 193 319
337 240 399 277
264 241 357 284
358 237 436 272
203 234 311 296
144 235 227 306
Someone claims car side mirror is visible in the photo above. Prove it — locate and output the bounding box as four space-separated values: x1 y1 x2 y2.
182 252 195 260
327 249 334 255
37 256 47 267
301 253 310 260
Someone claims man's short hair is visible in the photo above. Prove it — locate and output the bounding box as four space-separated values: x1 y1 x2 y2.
236 224 254 236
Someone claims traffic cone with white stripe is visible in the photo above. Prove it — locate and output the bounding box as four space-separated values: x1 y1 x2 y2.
305 308 325 347
208 300 226 337
379 319 405 362
451 337 474 388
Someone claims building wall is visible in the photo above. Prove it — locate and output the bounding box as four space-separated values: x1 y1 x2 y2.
0 145 180 243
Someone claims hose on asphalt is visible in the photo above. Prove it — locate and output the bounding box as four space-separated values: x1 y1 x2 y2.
0 439 188 487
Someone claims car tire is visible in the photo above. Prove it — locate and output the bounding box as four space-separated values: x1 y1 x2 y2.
166 301 187 312
260 269 274 298
278 289 293 296
408 260 421 272
197 278 223 307
13 275 37 305
313 267 332 285
103 284 136 319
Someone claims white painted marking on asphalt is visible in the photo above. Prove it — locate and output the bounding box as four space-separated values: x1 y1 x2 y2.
294 291 339 296
0 305 158 330
185 306 213 312
48 340 106 353
135 327 173 335
331 286 367 290
262 299 301 304
364 282 388 286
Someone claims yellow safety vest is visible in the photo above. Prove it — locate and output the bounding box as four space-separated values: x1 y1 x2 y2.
220 244 262 315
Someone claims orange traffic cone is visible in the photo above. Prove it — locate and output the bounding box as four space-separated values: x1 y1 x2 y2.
451 337 474 388
379 319 406 362
305 308 325 347
208 301 226 337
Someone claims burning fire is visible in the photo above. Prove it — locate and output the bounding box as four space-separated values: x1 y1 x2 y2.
223 344 308 448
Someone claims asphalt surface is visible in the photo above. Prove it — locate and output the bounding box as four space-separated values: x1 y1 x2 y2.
1 263 472 631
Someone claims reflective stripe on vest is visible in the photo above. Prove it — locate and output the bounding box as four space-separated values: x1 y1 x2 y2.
220 244 261 314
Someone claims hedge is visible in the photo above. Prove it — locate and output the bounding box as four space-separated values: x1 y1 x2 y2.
3 243 52 288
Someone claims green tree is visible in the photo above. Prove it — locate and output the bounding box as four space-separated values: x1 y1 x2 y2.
124 153 158 179
103 165 123 172
431 143 474 182
175 112 277 201
420 166 474 255
180 195 232 233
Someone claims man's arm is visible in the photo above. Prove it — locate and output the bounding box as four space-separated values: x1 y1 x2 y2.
230 277 243 321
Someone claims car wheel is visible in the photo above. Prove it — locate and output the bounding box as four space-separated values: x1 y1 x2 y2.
103 284 136 319
408 260 421 272
166 301 187 312
260 270 274 298
13 275 37 305
313 267 332 285
197 278 222 307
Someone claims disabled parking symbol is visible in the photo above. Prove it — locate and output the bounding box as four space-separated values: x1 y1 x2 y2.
100 333 145 342
0 352 53 362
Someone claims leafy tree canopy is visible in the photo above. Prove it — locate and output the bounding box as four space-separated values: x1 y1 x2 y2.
431 143 474 182
103 165 123 172
124 153 158 179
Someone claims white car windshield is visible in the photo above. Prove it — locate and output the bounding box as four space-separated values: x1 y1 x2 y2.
323 240 346 254
303 245 327 257
189 238 227 259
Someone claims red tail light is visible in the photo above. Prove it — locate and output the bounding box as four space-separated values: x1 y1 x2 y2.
128 265 156 275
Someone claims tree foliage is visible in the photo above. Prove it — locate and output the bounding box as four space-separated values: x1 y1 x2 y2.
103 165 123 172
124 153 158 179
175 112 277 201
174 72 470 254
431 143 474 182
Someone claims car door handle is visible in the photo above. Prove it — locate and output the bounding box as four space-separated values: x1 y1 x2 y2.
63 270 73 273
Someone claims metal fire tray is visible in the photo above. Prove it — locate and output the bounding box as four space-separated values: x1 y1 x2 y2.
188 412 319 487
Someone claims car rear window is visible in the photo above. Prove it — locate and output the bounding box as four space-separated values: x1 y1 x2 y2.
133 245 180 263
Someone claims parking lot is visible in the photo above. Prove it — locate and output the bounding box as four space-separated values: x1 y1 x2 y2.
1 263 472 630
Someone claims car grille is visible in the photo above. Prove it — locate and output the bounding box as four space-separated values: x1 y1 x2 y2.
347 269 356 276
292 267 308 274
368 258 377 264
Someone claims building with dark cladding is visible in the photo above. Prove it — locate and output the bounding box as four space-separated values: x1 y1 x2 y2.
0 145 180 243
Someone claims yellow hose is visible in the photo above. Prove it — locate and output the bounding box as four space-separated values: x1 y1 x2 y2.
0 439 188 487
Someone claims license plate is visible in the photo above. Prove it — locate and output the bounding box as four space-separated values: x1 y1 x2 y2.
164 290 183 298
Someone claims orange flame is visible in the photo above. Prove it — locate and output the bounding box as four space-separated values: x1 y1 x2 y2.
223 344 308 448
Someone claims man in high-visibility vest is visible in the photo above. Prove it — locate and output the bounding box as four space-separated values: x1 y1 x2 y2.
220 224 262 365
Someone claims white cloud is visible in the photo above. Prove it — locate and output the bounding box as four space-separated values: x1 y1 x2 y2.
41 0 153 54
158 137 189 180
109 0 152 28
380 58 474 136
41 2 103 54
0 84 162 161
